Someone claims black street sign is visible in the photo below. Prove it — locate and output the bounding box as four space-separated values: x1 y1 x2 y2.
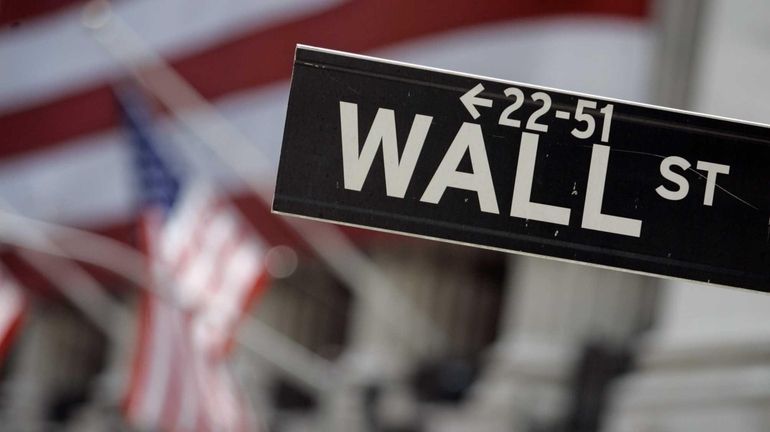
273 45 770 292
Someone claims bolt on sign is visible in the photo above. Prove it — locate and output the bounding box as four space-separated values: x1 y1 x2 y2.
273 45 770 292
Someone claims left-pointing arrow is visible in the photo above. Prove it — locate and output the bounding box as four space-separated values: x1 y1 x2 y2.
460 83 493 120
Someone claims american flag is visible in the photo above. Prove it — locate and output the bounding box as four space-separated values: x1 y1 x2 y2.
117 84 269 431
0 266 26 363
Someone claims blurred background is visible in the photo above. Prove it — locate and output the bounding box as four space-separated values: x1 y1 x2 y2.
1 0 770 431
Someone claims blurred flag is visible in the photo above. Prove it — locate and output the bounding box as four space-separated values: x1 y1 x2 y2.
0 266 27 363
0 0 651 235
117 84 269 431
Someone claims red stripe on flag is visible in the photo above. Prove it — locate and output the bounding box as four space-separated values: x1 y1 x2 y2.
0 301 25 362
0 0 84 26
168 203 224 279
199 227 249 303
219 268 270 358
0 0 649 160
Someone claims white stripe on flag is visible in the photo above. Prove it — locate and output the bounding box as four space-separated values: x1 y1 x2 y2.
160 185 219 264
136 296 175 427
175 209 240 307
172 315 200 431
0 268 25 373
0 276 23 333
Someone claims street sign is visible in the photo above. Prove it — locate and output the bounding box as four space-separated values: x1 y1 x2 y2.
273 45 770 292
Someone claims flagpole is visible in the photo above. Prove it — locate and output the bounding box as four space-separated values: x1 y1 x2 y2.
0 206 336 393
82 0 446 354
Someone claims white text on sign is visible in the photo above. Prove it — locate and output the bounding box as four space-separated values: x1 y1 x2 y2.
339 84 733 239
340 101 640 237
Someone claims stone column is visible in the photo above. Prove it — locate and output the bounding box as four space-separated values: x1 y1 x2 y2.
605 282 770 432
604 1 770 431
66 296 135 432
321 245 433 432
427 256 655 432
323 244 504 432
